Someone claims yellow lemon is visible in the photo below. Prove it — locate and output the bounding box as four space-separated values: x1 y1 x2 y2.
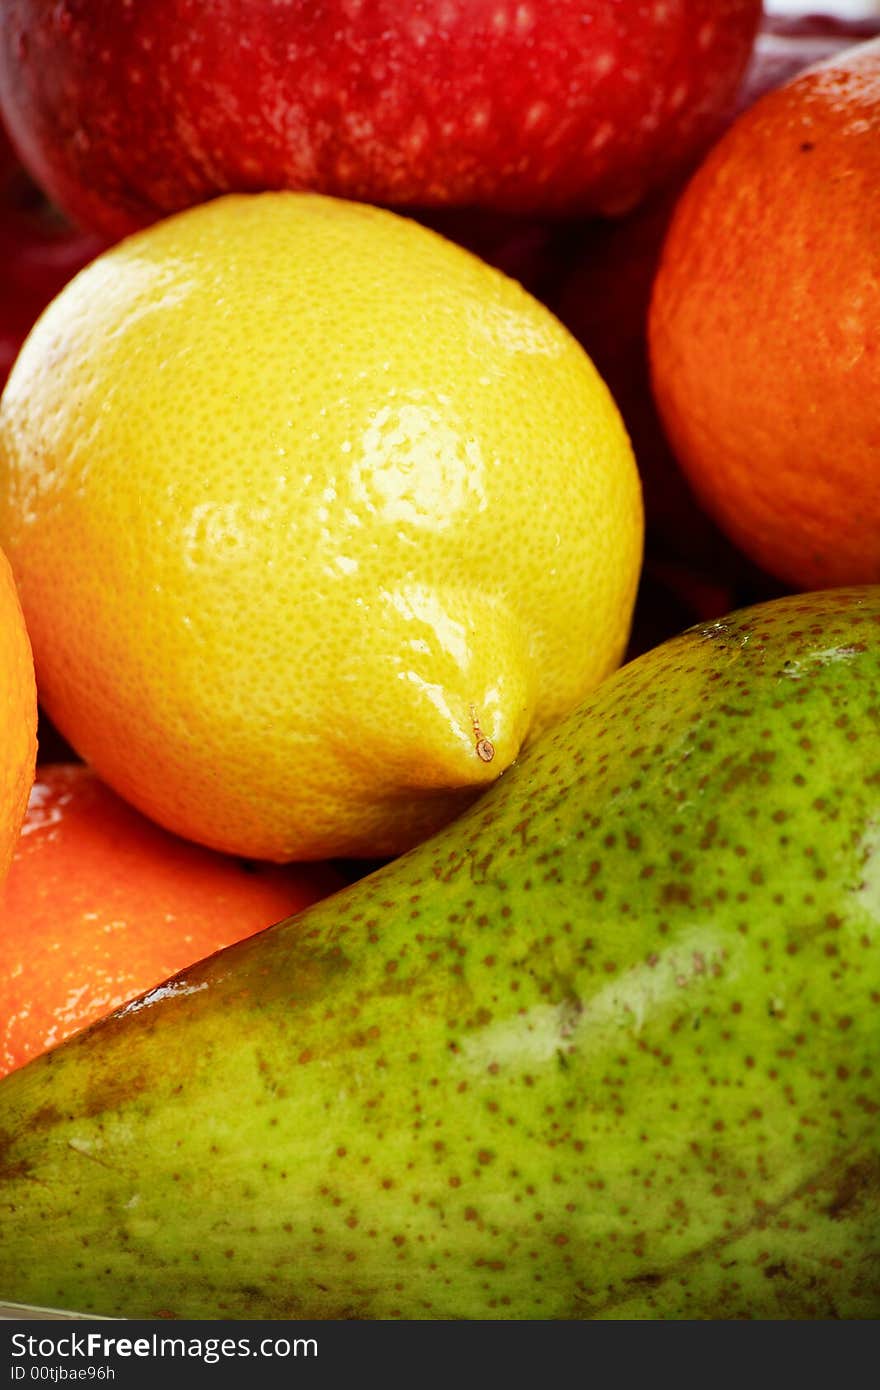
0 193 642 861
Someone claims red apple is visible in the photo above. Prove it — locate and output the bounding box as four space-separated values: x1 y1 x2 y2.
0 0 760 238
552 10 880 586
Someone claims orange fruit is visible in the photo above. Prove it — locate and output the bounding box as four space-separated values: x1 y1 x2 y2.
0 763 344 1077
0 544 36 884
648 38 880 591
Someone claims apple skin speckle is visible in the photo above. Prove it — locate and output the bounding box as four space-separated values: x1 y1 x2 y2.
0 0 760 237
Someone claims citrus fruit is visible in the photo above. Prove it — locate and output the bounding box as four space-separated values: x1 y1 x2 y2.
0 191 643 861
648 38 880 591
0 763 344 1078
0 544 36 884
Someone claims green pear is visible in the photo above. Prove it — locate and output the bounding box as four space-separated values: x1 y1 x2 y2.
2 588 880 1320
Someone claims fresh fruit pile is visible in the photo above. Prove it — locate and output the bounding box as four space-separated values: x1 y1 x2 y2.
0 0 878 1322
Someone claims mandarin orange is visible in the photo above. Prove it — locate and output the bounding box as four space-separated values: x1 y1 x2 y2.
649 38 880 590
0 764 343 1077
0 545 36 885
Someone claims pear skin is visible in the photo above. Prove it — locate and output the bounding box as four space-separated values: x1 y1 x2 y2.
1 588 879 1319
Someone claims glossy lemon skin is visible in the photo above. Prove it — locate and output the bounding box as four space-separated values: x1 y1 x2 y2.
0 192 642 860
